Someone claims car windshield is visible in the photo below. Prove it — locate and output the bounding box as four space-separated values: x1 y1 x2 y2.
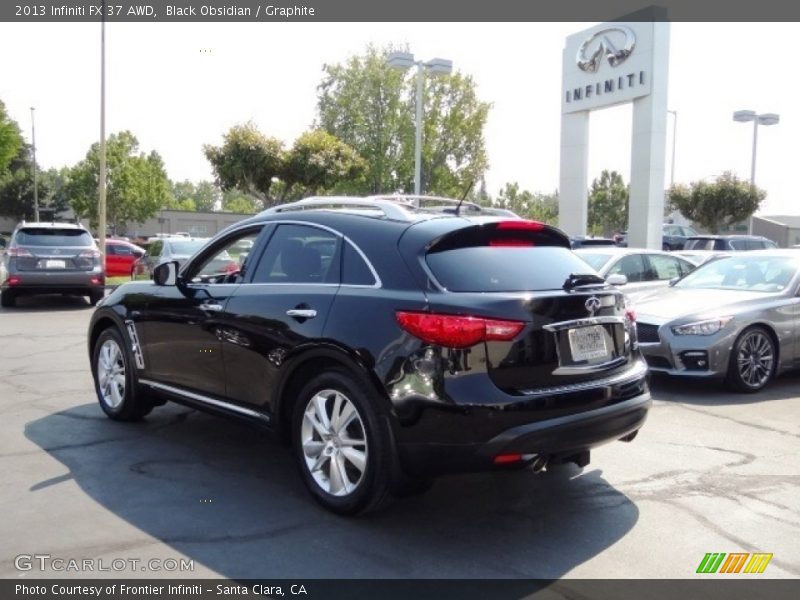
576 252 613 271
15 228 94 247
167 240 206 255
675 255 798 293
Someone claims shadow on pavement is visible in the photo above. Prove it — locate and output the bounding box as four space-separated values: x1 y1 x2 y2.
25 401 640 579
649 370 800 406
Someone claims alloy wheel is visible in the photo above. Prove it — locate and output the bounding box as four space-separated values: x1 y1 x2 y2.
97 339 126 408
300 389 368 497
736 331 774 389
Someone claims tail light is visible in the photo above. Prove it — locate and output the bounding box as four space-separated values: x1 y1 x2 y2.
395 311 525 349
79 249 102 259
624 297 636 323
6 276 21 286
6 247 32 257
495 220 545 232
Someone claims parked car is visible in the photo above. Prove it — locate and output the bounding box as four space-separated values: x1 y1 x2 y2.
614 224 698 250
575 248 696 301
131 237 237 280
88 196 650 514
570 236 618 249
1 222 105 307
636 251 800 392
684 235 777 252
675 250 729 266
104 239 146 277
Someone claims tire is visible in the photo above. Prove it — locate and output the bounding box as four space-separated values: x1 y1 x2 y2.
292 368 393 515
91 327 152 421
0 290 15 308
89 289 105 306
662 243 670 252
725 326 777 393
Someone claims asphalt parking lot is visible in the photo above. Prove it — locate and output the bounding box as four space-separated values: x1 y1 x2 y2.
1 295 799 579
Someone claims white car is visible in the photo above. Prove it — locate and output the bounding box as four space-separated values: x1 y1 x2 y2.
575 247 696 301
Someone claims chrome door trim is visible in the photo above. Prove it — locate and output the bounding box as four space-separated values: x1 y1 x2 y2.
139 378 270 423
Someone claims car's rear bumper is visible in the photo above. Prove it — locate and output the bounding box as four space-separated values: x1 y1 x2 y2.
2 270 105 293
395 364 651 476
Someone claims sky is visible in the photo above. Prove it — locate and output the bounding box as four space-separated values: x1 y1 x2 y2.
0 21 797 215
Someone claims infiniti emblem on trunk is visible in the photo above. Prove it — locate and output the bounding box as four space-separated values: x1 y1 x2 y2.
585 296 601 315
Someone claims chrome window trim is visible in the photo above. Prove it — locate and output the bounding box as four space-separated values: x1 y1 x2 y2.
139 378 270 423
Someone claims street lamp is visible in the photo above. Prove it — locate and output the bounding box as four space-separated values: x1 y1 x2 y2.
387 51 453 195
30 107 39 222
733 109 780 234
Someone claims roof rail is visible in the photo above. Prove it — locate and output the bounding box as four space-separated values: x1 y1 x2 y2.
263 196 416 221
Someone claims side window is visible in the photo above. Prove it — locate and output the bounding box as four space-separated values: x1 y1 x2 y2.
608 254 647 283
342 242 377 286
189 228 262 283
730 240 748 250
105 245 118 256
648 254 683 280
149 240 163 257
115 245 133 256
252 224 341 284
677 258 695 276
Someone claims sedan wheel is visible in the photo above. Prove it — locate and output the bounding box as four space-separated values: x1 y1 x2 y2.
727 327 776 393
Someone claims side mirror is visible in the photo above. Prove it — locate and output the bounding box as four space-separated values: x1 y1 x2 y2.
153 261 179 286
606 273 628 286
668 276 680 287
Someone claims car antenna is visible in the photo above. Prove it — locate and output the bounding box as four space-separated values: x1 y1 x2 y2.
454 180 474 216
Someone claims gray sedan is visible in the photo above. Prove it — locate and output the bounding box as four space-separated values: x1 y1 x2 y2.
635 251 800 392
575 247 695 301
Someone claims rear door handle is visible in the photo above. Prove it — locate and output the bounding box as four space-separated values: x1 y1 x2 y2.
286 309 317 319
199 302 223 312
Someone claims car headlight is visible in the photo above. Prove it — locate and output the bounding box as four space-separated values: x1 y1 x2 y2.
671 317 733 336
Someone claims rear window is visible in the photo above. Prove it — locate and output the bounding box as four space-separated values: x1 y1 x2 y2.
15 228 93 247
428 246 598 292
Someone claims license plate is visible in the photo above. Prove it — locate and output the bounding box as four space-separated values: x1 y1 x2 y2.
45 259 66 269
568 325 609 362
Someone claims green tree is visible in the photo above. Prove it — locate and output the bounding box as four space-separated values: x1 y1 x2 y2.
67 131 171 233
588 170 629 235
204 122 284 208
493 182 559 224
669 171 764 234
0 146 37 220
317 45 491 196
0 100 23 177
282 130 366 199
170 180 219 212
221 188 260 214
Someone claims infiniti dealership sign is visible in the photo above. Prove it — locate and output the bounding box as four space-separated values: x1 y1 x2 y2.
562 23 654 113
558 20 669 249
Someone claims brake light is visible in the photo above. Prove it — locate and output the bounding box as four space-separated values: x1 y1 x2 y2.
6 276 21 286
6 247 32 257
79 249 102 259
395 311 525 348
496 220 545 232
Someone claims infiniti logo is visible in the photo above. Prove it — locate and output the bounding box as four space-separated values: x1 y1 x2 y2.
577 26 636 73
585 296 602 315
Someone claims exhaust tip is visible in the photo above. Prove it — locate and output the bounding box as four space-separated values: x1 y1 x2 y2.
530 455 548 473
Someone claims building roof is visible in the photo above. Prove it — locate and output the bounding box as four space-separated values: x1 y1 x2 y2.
757 215 800 229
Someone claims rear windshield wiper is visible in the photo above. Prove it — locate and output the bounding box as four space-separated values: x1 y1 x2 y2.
563 272 606 291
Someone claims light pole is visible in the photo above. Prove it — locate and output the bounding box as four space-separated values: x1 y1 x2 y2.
667 110 677 188
387 52 453 195
733 110 779 234
30 107 39 221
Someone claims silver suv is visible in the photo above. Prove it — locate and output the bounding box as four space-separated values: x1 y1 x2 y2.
1 222 105 307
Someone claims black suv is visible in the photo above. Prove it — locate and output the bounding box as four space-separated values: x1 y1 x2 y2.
684 235 777 251
87 196 650 514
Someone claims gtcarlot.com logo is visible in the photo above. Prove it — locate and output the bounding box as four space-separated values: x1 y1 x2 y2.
14 554 194 573
696 552 773 574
